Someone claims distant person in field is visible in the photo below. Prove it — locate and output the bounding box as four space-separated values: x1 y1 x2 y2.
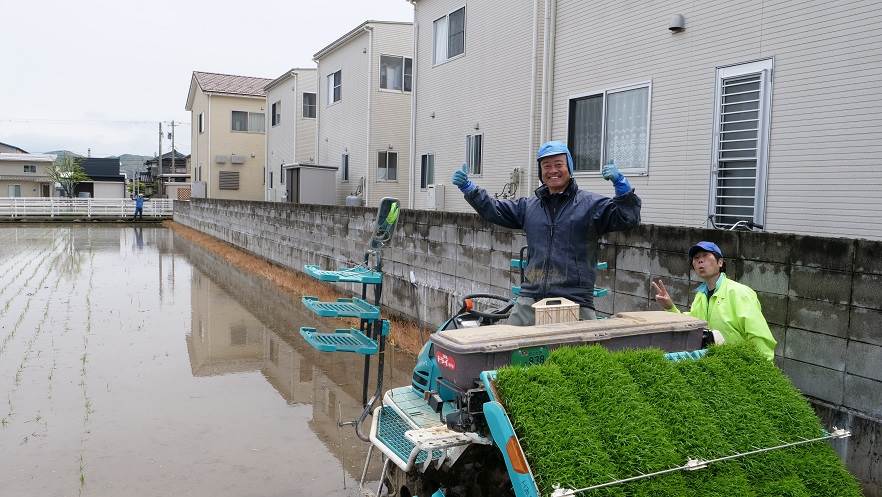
652 241 777 360
132 193 144 220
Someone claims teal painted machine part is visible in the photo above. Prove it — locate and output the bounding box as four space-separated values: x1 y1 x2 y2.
303 264 383 284
301 296 380 320
483 401 541 497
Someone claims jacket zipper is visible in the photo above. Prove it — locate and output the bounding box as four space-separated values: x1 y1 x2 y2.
540 191 576 293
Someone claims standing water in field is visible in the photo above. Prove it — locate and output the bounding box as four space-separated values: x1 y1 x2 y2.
0 225 413 497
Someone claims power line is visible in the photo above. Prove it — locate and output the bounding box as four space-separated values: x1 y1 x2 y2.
0 118 190 125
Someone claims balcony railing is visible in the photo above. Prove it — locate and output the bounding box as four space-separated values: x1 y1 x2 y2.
0 197 174 218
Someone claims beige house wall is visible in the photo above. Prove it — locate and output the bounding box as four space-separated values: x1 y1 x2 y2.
0 159 55 197
189 88 210 191
206 94 267 201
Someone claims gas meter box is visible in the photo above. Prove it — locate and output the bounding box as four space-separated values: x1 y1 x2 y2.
430 311 706 390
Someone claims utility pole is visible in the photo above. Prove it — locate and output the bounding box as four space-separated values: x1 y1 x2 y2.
157 122 163 198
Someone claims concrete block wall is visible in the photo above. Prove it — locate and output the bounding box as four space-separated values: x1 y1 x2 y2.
176 199 881 494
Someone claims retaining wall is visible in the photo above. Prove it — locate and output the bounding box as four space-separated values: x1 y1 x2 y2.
175 199 881 494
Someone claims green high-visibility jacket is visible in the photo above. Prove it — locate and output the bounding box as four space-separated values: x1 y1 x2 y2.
670 273 777 360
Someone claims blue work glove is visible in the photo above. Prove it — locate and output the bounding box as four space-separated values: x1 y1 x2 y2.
451 164 476 193
601 162 632 197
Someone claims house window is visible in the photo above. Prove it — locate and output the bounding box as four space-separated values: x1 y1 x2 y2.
341 153 349 181
271 101 281 126
420 154 434 189
709 59 773 228
303 93 316 118
465 134 483 175
377 151 398 181
23 165 36 173
198 112 204 133
327 70 342 105
218 170 240 190
434 7 465 64
269 171 273 188
231 111 265 133
280 162 285 184
568 84 650 173
380 55 413 92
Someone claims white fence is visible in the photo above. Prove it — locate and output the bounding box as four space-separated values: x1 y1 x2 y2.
0 197 174 219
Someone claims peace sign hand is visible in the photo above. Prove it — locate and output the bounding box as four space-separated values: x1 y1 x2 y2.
651 279 674 310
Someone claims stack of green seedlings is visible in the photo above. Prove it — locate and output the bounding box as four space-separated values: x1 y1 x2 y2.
495 344 861 497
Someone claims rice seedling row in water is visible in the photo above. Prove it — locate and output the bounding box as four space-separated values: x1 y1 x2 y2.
0 248 66 358
4 260 66 424
77 250 96 492
494 345 861 497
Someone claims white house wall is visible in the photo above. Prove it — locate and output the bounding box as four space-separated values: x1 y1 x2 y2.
411 0 537 212
550 0 882 239
367 23 413 208
317 30 371 205
266 80 295 202
295 71 318 165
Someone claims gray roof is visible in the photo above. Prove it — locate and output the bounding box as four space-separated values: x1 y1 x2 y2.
193 71 273 97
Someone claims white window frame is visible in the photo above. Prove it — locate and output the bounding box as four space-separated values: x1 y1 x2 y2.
377 150 398 182
708 58 774 228
433 6 466 66
231 111 265 133
566 81 652 176
379 55 413 93
23 165 37 173
327 70 342 106
302 92 316 119
465 134 483 176
198 112 204 134
420 153 435 190
271 100 281 127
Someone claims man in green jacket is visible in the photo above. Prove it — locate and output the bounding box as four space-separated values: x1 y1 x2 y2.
651 241 777 360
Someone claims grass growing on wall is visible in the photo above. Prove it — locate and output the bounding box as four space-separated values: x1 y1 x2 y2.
494 344 861 497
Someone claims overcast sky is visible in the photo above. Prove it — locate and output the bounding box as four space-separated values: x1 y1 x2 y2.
0 0 413 157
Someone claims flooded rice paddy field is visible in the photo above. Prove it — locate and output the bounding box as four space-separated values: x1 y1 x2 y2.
0 225 413 497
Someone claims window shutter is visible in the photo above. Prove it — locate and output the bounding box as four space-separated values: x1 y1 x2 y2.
710 62 772 228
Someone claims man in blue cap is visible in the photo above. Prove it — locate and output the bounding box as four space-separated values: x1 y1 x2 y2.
652 241 777 360
452 140 641 324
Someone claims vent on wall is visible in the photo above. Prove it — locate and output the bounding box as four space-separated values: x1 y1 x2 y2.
231 154 246 164
214 155 228 164
218 171 240 190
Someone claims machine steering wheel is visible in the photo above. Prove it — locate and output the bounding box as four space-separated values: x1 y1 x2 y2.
461 293 515 320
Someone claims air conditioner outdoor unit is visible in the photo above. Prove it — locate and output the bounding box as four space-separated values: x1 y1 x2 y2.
214 155 228 164
427 183 445 210
230 155 246 164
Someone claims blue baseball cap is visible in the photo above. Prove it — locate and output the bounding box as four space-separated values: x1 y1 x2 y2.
688 241 723 259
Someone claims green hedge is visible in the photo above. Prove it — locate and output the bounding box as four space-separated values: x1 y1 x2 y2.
494 344 860 497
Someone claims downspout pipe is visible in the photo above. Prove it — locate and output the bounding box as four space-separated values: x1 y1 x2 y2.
539 0 557 144
264 86 270 201
527 0 541 195
407 9 418 209
364 25 374 207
